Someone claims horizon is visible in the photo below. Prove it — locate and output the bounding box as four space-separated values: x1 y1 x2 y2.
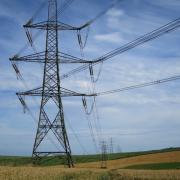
0 146 179 157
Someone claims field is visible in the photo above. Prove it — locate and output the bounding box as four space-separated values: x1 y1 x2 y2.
0 148 180 179
0 147 179 166
0 166 180 180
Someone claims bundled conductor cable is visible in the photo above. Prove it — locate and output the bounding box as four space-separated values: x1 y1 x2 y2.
96 74 180 96
11 62 23 80
60 17 180 81
88 62 103 83
82 96 94 115
82 96 95 115
17 94 28 113
25 28 33 47
77 26 90 52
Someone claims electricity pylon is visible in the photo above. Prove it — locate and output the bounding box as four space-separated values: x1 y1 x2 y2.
10 0 95 167
101 140 108 169
31 0 74 166
109 137 114 154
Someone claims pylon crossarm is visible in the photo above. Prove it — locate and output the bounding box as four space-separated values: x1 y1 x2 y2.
60 52 93 63
24 21 86 31
16 87 43 97
16 87 96 97
10 51 93 64
34 152 68 155
10 52 45 63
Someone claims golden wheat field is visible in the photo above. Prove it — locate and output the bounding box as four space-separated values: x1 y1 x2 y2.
76 150 180 169
0 151 180 180
0 166 180 180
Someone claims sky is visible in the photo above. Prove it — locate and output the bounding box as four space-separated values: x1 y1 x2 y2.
0 0 180 156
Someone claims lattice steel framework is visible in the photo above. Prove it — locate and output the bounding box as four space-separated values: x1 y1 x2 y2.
33 0 73 167
32 0 72 166
10 0 95 167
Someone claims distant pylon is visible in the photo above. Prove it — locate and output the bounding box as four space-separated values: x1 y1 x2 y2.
109 137 114 154
101 140 108 168
116 145 122 153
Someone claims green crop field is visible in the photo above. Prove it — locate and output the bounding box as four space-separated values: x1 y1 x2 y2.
0 147 179 167
0 148 180 179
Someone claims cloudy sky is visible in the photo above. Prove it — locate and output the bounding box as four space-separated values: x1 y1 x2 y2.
0 0 180 156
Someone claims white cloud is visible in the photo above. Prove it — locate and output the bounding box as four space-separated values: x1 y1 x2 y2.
94 32 126 43
106 8 124 17
105 3 169 38
76 80 91 89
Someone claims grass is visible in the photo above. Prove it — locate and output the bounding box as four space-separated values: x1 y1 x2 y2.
0 149 180 179
0 166 180 180
0 147 179 166
124 162 180 170
0 166 108 180
0 156 32 166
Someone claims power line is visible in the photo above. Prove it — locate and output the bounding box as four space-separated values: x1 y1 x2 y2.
82 62 104 153
88 66 103 146
96 74 180 96
80 0 123 28
60 18 180 80
76 0 123 53
56 0 75 19
16 78 63 152
17 0 76 56
85 113 99 153
30 0 47 21
65 114 88 155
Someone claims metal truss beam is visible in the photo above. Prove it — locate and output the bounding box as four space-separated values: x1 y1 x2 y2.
16 86 96 97
24 20 89 31
10 51 92 64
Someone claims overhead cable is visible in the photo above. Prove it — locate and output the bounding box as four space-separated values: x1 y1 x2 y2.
17 0 75 56
96 74 180 96
60 18 180 80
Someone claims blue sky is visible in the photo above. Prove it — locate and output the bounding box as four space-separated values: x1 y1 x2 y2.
0 0 180 156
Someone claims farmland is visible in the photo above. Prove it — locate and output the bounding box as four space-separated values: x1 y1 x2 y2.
0 166 180 180
0 147 180 179
0 147 179 166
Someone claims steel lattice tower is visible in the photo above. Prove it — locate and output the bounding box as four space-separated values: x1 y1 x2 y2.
31 0 73 167
10 0 97 167
10 0 95 167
